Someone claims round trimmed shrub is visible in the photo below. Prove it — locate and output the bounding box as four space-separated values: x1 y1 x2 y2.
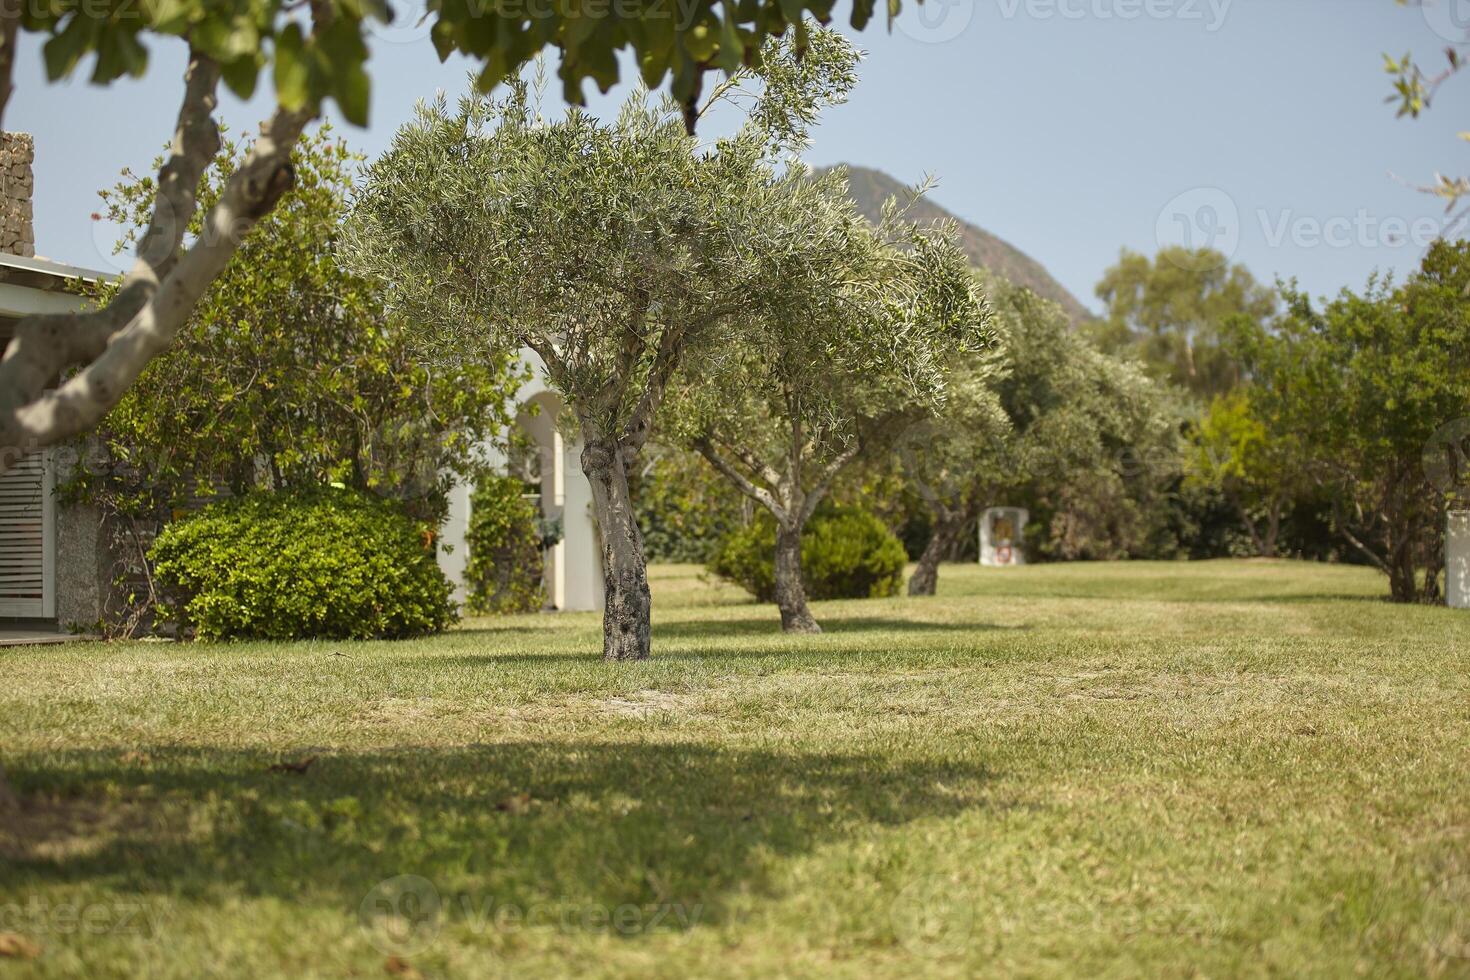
464 476 545 615
708 506 907 602
150 489 455 641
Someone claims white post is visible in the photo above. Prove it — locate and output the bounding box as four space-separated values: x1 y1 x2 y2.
438 477 473 607
560 437 605 612
544 426 567 611
1449 511 1470 610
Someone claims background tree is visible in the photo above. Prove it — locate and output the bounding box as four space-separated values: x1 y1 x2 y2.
72 125 521 521
0 0 930 476
1184 389 1305 558
348 38 864 659
902 273 1175 595
1093 247 1275 402
1229 240 1470 602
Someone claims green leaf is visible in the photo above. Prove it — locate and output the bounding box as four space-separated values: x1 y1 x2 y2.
273 23 310 110
42 17 95 80
221 54 261 100
334 61 371 127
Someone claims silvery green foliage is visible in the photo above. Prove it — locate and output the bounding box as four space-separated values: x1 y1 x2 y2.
660 171 996 535
346 39 872 451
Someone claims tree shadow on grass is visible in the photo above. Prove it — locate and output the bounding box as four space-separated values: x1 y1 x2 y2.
437 614 1024 667
649 615 1016 640
1 741 995 942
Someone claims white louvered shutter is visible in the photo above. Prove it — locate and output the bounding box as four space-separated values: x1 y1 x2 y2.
0 452 54 617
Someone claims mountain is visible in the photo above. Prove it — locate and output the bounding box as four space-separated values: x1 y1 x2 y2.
835 165 1094 324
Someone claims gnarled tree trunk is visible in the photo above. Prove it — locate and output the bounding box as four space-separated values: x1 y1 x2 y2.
909 512 966 597
581 438 652 661
773 522 821 634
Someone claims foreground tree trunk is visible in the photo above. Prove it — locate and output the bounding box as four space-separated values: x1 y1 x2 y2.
773 522 821 634
909 513 966 597
581 439 652 661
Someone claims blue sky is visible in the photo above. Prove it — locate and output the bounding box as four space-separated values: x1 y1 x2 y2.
11 0 1470 313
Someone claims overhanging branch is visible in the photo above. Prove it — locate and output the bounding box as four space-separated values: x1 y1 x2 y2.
0 48 316 472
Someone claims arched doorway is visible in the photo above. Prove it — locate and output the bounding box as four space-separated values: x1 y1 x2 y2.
438 352 604 612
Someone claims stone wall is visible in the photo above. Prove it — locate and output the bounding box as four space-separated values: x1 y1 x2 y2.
0 132 34 258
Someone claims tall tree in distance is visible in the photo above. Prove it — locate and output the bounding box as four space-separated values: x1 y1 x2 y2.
75 126 521 517
1094 247 1275 402
662 32 990 633
901 273 1172 596
1184 389 1306 558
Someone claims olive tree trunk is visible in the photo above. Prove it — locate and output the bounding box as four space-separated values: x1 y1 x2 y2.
773 521 821 634
580 439 652 661
909 513 966 597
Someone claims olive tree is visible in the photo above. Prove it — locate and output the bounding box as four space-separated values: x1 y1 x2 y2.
666 190 990 632
347 35 863 659
0 0 928 478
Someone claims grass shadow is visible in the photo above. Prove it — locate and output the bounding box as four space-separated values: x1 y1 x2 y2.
2 741 995 939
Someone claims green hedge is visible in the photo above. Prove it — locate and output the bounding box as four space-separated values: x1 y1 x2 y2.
709 507 907 602
150 489 455 641
464 476 545 615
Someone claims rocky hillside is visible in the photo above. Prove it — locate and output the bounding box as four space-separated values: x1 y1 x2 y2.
837 165 1093 323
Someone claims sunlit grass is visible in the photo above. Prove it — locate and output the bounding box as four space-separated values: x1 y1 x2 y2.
2 560 1467 978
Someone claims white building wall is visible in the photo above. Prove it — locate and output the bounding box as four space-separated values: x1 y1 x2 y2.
1449 511 1470 610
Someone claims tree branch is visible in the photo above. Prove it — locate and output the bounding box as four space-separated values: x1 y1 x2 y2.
1330 496 1392 576
693 435 789 524
621 319 688 457
0 53 315 471
800 437 862 525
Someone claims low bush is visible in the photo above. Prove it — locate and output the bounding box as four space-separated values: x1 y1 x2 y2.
150 489 455 641
464 476 545 614
709 507 907 602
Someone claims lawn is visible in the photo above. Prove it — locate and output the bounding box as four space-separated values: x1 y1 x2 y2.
2 560 1467 978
